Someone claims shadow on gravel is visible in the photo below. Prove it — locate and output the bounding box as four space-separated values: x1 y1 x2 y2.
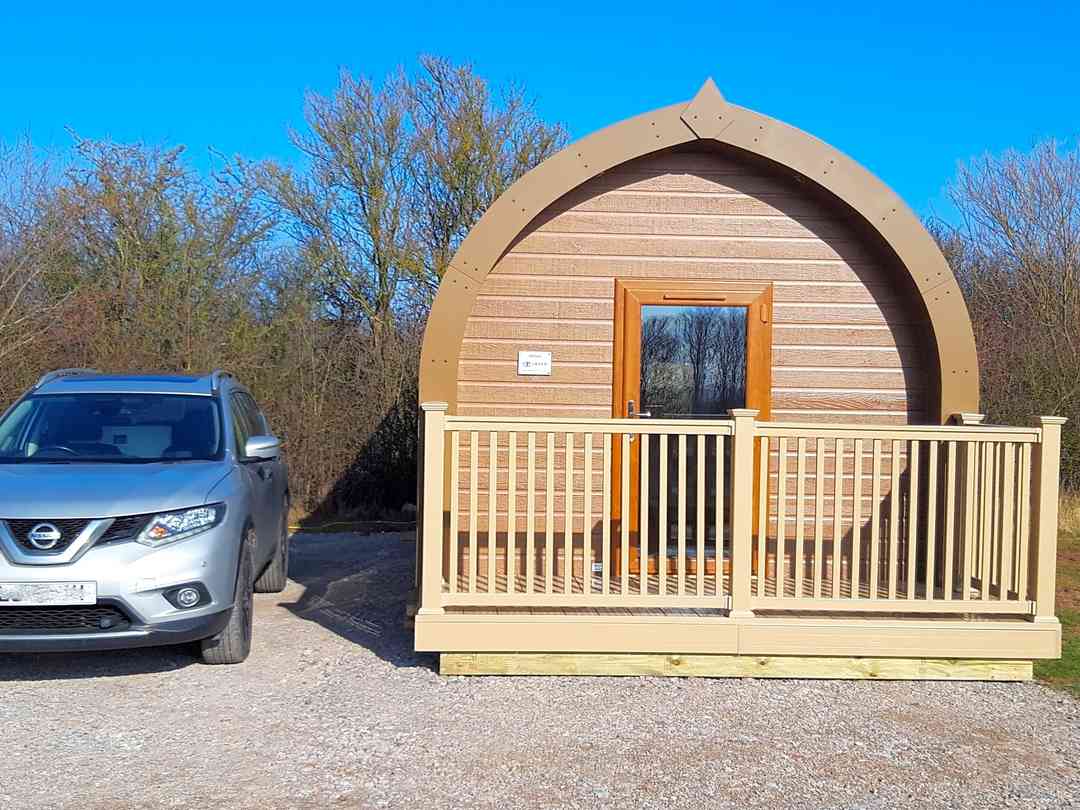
0 531 429 681
280 531 435 671
0 646 196 681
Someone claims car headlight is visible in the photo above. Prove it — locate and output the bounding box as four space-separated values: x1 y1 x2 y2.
136 504 226 547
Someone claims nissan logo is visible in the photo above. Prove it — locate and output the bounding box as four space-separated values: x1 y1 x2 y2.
27 523 62 550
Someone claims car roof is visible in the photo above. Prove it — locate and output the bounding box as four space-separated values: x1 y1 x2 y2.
31 370 232 397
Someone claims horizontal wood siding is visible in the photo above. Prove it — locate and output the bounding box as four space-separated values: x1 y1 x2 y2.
457 147 930 426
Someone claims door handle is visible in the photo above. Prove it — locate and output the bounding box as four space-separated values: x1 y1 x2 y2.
627 400 651 442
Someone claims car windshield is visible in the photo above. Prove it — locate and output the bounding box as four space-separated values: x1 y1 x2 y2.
0 394 223 463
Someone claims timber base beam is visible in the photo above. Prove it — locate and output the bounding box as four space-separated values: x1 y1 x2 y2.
440 653 1034 681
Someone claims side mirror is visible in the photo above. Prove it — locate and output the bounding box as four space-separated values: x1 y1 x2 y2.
244 435 281 461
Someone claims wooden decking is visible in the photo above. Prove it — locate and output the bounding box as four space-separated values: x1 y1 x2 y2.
417 406 1065 675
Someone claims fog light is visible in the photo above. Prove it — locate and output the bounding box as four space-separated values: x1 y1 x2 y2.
176 587 201 608
163 582 210 610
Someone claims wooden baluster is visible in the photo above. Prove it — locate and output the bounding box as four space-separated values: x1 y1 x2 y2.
526 432 536 594
776 438 788 596
1017 442 1032 603
814 437 825 599
696 435 706 597
851 439 863 599
962 439 977 601
980 442 994 600
659 434 669 596
794 437 807 598
1000 442 1016 601
990 442 1002 599
881 440 898 600
677 434 687 596
870 439 882 598
943 441 957 600
564 432 574 594
640 433 650 596
488 431 497 593
621 433 631 596
831 438 843 599
756 436 768 597
449 431 460 594
468 431 479 593
545 432 555 594
888 439 901 599
924 441 939 601
602 433 612 596
716 433 726 598
906 441 920 599
507 432 516 594
583 433 593 595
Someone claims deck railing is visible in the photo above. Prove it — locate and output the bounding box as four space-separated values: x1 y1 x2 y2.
418 403 1063 622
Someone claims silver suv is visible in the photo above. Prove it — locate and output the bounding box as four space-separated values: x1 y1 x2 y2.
0 370 289 664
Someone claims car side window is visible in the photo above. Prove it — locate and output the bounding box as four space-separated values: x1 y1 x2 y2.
0 400 33 454
235 393 266 438
229 394 254 456
240 393 269 435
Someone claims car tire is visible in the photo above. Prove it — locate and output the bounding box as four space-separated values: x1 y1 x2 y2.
199 527 255 665
254 499 290 594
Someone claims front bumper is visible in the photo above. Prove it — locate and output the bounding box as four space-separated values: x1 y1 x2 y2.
0 511 244 652
0 607 232 652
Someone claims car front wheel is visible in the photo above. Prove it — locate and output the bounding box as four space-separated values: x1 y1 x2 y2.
254 499 290 594
199 527 255 665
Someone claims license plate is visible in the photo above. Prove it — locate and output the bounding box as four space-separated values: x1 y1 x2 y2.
0 582 97 606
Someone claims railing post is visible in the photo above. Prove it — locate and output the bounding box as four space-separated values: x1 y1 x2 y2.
729 408 759 618
1031 416 1066 623
419 402 448 616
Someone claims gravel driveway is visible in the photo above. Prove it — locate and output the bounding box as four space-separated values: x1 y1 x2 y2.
1 530 1078 809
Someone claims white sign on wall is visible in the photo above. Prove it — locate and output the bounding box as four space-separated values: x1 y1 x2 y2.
517 350 552 376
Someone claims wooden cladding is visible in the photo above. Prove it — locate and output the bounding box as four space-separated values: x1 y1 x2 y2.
419 405 1062 621
457 147 932 425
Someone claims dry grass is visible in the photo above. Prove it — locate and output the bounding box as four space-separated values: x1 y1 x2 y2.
1059 491 1080 536
1035 492 1080 694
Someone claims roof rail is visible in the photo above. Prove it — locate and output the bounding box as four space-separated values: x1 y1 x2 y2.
209 369 233 393
33 368 102 390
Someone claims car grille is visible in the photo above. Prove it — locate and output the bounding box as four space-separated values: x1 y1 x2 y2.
3 515 151 551
5 519 91 553
100 515 150 544
0 604 132 634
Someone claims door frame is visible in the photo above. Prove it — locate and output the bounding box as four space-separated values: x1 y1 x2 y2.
611 279 773 572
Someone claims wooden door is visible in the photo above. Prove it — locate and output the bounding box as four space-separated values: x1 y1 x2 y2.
612 280 772 575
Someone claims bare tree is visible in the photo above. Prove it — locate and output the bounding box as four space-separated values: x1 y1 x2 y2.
405 56 566 306
0 57 565 517
680 309 719 413
940 139 1080 484
709 308 747 411
640 314 681 414
247 70 412 347
0 140 69 365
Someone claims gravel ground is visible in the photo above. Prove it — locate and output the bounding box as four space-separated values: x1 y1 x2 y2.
1 530 1078 810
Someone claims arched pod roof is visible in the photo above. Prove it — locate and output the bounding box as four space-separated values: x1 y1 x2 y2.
419 79 978 423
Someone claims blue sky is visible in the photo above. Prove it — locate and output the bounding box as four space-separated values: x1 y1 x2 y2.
2 1 1077 220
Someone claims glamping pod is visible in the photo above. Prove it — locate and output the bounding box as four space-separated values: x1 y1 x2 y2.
414 81 1063 680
